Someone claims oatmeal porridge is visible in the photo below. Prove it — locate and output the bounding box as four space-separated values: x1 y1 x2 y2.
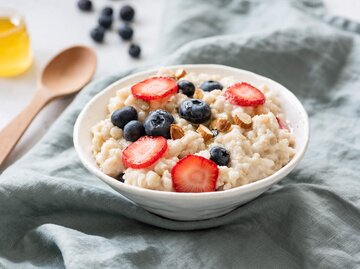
91 67 295 192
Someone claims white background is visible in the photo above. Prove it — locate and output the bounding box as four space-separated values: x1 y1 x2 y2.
0 0 165 169
0 0 358 170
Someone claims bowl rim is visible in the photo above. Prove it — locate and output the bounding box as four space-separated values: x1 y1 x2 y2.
74 64 309 200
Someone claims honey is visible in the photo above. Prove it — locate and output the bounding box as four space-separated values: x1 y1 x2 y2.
0 12 32 77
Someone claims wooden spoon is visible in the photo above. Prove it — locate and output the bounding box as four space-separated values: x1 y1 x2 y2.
0 45 97 166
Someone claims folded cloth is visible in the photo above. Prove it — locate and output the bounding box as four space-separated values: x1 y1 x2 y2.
1 0 360 268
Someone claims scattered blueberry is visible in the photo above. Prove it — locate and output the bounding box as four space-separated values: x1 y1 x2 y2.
178 80 195 97
210 147 230 166
178 99 211 124
128 44 141 58
200 80 223 92
144 109 174 139
101 6 113 16
90 27 105 43
111 106 138 129
120 5 135 21
118 24 133 40
123 120 145 142
98 15 113 29
116 173 125 182
77 0 92 11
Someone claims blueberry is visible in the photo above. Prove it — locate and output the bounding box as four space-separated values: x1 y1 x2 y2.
120 5 135 21
144 109 174 139
128 44 141 58
118 24 133 40
77 0 92 11
98 15 113 29
200 80 223 92
111 106 138 129
179 99 211 124
178 80 195 97
90 27 105 43
101 6 113 16
210 147 230 166
123 120 145 142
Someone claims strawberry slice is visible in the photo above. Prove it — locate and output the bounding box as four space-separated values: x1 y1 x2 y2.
225 82 265 107
131 77 178 101
171 155 219 193
122 136 167 169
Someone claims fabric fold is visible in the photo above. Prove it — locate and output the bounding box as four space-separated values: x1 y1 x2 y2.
1 0 360 268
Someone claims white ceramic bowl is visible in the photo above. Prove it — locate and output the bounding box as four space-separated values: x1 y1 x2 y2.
74 64 309 221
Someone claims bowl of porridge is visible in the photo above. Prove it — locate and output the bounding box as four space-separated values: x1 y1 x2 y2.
74 64 309 221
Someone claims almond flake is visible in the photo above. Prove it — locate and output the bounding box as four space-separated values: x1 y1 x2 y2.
214 118 231 132
233 112 252 129
196 124 213 142
170 124 185 140
210 119 218 129
175 69 187 80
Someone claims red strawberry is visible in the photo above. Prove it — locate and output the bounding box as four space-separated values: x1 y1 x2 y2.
122 136 167 169
171 155 219 193
276 117 288 130
225 82 265 107
131 77 178 101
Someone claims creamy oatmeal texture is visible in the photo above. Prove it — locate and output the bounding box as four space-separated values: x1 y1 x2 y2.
91 68 295 192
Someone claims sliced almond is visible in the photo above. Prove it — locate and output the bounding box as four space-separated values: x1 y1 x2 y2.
210 119 218 129
193 88 204 100
214 118 231 132
196 124 213 142
175 68 187 80
170 124 185 140
233 112 252 129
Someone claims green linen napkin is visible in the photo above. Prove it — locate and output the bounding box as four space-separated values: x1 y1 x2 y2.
1 0 360 268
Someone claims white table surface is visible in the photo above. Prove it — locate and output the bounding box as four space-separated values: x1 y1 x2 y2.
0 0 164 170
0 0 358 171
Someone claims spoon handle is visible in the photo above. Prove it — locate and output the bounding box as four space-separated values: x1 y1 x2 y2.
0 90 50 167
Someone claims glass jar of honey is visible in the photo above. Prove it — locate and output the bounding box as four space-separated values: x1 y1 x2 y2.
0 10 32 77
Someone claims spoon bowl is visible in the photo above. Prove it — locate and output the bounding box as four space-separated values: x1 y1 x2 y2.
0 45 97 167
40 46 96 95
